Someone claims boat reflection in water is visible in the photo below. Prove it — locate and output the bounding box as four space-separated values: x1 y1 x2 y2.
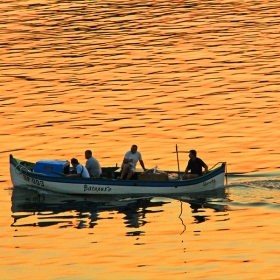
11 187 229 230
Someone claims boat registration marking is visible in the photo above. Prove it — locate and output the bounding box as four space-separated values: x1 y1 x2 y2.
203 178 216 186
23 174 44 187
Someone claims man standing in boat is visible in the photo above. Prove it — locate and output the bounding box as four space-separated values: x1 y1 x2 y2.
85 150 102 177
67 158 90 178
182 150 208 179
119 144 147 180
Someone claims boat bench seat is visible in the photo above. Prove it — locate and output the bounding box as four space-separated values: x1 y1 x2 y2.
112 167 144 180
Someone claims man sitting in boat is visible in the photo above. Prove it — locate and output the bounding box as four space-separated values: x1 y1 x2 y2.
182 150 208 179
67 158 90 178
118 144 147 180
85 150 102 177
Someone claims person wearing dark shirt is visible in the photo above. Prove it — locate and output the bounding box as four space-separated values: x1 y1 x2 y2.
182 149 208 179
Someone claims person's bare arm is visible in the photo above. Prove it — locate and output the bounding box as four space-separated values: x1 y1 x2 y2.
67 173 80 177
123 157 133 164
204 164 208 172
139 160 146 170
182 168 190 179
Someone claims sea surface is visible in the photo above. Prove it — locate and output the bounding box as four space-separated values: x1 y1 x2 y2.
1 0 280 279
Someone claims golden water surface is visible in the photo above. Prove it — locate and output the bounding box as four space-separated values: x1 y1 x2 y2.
1 1 280 279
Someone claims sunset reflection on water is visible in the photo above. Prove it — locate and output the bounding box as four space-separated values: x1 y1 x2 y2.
1 1 280 175
1 0 280 279
1 1 279 177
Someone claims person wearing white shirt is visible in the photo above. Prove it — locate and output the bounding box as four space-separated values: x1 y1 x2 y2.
67 158 90 178
119 145 147 180
85 150 102 177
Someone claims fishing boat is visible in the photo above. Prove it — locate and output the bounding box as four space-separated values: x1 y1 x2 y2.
9 154 227 195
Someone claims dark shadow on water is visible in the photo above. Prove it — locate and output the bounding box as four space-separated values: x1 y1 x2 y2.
10 186 230 231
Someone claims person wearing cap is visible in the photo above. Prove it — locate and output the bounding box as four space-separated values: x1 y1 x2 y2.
182 149 208 179
67 158 90 178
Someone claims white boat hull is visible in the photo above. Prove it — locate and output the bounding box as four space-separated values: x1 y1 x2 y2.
10 155 227 195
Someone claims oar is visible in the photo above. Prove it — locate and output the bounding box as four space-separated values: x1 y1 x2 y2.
176 144 181 175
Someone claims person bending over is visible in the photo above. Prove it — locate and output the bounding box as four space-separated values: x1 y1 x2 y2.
67 158 90 178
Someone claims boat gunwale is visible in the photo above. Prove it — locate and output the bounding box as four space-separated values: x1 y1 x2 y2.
10 154 226 187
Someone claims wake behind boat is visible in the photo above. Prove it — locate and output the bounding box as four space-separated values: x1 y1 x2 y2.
9 154 227 195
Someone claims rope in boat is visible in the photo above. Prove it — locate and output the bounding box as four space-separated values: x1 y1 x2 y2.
15 163 29 175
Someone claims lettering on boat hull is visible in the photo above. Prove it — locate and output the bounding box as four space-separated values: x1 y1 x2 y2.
203 179 216 186
23 174 44 187
84 185 112 193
